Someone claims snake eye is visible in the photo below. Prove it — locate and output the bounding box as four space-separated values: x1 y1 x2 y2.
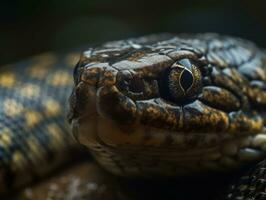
159 59 202 103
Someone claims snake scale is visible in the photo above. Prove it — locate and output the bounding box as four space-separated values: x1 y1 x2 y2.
1 33 266 199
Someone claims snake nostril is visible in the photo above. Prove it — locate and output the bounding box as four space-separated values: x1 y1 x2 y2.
116 73 160 100
117 73 144 95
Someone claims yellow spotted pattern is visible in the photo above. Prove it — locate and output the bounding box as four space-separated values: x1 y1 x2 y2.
0 128 12 147
24 109 42 128
0 72 16 88
47 70 72 86
43 98 61 117
26 136 45 164
3 99 24 117
0 51 77 193
46 123 65 148
19 84 41 99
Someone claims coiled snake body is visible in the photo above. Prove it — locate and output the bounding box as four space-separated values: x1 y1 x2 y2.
1 34 266 199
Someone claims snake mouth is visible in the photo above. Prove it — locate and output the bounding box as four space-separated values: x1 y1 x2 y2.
69 81 265 177
68 78 264 177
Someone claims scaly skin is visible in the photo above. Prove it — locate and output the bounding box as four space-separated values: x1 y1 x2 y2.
1 34 266 199
0 52 80 193
69 34 266 179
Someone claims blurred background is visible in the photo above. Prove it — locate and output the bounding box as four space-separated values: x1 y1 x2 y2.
0 0 265 65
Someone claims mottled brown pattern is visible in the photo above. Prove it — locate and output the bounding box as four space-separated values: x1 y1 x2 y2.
69 34 266 199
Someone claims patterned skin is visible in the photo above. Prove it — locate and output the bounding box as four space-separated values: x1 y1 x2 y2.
69 34 266 179
1 34 266 199
0 52 80 193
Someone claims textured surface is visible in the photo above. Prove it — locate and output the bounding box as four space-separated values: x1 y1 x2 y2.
70 34 266 177
1 34 266 199
226 159 266 199
0 52 81 193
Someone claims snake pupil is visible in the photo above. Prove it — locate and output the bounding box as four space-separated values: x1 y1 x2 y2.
180 69 193 92
159 58 202 104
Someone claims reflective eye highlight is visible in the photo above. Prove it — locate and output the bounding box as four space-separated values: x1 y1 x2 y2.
159 59 202 103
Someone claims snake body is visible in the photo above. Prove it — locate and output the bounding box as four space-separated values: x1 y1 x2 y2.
1 34 266 199
0 53 79 193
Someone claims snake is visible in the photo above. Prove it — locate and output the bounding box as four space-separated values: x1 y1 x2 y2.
1 33 266 199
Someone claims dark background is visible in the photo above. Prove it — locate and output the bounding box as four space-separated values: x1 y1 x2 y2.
0 0 266 65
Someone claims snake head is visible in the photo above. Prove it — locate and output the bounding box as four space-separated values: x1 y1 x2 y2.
68 34 265 177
